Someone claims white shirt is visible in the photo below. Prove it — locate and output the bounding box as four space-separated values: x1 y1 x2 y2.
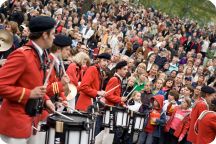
127 101 142 112
50 53 60 66
32 41 43 57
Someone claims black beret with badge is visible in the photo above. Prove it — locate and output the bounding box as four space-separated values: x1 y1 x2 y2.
29 16 56 32
115 60 128 70
54 34 72 47
97 53 111 60
201 86 215 94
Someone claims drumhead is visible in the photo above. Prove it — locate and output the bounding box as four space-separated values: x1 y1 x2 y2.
47 112 93 131
66 84 77 101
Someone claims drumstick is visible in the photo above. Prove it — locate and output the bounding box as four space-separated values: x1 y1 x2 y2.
54 111 74 121
105 84 120 94
58 54 66 75
125 85 138 99
66 105 83 115
44 60 55 86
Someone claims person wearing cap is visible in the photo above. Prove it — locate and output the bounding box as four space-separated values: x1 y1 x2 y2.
0 16 56 143
105 61 129 143
187 86 215 143
195 98 216 144
46 34 72 108
104 60 128 106
76 53 111 112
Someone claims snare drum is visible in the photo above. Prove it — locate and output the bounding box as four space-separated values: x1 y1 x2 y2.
46 112 94 144
133 112 147 131
115 107 130 128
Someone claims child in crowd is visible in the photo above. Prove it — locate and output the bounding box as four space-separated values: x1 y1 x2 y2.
138 95 166 144
163 90 179 121
178 85 194 105
139 81 153 115
152 79 164 95
164 97 191 144
134 72 148 92
158 78 175 100
127 91 142 112
122 76 136 98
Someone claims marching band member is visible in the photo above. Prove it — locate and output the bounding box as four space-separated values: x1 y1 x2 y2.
27 34 72 144
66 51 90 109
104 60 128 144
0 16 56 144
66 51 90 87
46 34 72 108
195 98 216 144
76 53 111 112
104 60 128 106
187 86 215 143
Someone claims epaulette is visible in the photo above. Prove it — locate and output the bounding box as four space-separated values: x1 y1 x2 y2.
18 46 32 51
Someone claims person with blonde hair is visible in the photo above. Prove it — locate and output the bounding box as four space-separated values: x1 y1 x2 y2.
5 21 20 48
66 51 90 86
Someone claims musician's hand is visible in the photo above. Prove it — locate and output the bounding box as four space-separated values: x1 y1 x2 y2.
45 100 55 113
97 91 106 97
121 97 127 102
30 86 47 99
62 100 68 107
122 104 127 108
61 74 70 85
0 59 6 66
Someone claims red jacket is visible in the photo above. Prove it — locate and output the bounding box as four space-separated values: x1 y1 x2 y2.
187 98 208 143
165 106 191 139
195 110 216 144
46 54 66 101
66 63 81 87
104 76 122 106
76 65 101 112
0 41 49 138
144 95 164 133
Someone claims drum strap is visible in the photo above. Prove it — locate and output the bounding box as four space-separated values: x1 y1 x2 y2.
109 107 115 133
96 65 104 91
114 75 123 96
128 111 134 134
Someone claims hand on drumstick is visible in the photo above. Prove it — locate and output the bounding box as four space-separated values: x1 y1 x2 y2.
121 97 127 102
97 90 106 97
0 59 7 66
57 97 68 107
61 100 68 107
45 100 55 113
30 86 47 99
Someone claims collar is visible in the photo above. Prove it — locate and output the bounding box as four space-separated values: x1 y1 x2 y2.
114 73 123 81
32 41 43 56
50 53 60 65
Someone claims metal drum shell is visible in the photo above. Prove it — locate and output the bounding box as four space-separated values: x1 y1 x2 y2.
47 112 93 131
132 111 147 132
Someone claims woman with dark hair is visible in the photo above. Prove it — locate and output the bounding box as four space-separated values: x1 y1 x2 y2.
158 78 175 100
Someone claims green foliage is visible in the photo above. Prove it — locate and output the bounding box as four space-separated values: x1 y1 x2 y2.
138 0 216 25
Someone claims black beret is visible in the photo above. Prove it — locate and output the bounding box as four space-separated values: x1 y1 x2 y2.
97 53 111 60
115 60 127 70
201 86 215 94
29 16 56 32
54 34 72 47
